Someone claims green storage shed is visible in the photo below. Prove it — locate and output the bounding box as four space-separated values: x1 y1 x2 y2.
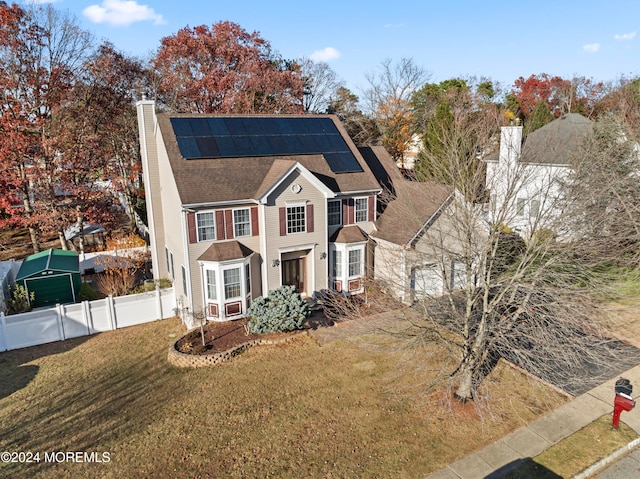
16 249 81 308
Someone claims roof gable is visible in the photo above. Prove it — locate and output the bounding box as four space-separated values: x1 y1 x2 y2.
361 142 454 246
257 161 336 204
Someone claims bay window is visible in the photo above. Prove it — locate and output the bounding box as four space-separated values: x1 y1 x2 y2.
330 242 365 294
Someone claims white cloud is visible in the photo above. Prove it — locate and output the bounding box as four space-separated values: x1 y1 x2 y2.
582 43 600 53
309 47 341 62
83 0 166 27
614 32 636 41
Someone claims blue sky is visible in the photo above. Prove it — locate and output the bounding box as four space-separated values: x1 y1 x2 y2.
30 0 640 94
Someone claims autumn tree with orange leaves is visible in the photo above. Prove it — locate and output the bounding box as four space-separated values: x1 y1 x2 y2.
0 3 93 252
363 58 429 164
0 3 146 253
152 21 304 114
509 73 606 122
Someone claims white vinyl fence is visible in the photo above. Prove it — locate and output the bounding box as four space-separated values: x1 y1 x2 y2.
0 286 175 352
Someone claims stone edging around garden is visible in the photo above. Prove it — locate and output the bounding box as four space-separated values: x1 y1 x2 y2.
167 330 309 368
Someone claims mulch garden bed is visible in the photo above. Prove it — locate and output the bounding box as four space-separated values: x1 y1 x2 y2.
175 311 332 355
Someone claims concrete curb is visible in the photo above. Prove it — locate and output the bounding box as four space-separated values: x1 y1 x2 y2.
572 437 640 479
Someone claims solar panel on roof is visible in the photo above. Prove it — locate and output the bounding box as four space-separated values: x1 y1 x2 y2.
169 117 364 173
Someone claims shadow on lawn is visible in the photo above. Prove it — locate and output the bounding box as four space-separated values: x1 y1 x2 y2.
0 335 92 400
0 320 187 477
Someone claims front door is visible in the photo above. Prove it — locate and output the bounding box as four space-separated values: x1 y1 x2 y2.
282 258 305 293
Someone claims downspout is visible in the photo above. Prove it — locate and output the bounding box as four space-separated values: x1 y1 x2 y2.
180 209 194 313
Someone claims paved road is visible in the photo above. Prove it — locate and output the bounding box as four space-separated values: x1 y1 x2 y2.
595 445 640 478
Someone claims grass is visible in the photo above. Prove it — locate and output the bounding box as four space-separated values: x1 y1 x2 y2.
0 317 567 478
503 415 638 478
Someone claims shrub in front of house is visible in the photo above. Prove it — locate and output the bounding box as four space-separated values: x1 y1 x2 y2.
246 285 309 334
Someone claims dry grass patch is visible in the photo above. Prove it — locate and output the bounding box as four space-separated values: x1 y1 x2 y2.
503 415 638 478
1 316 567 478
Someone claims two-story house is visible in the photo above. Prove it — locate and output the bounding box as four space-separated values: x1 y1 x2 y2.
485 113 594 234
136 101 382 321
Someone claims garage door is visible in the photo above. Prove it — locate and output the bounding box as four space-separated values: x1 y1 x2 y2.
25 275 74 308
412 265 444 298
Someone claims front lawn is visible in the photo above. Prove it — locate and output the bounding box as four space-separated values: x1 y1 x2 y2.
0 317 566 478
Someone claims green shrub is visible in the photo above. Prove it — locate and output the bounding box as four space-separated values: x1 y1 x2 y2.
246 285 309 334
77 282 98 302
8 284 34 314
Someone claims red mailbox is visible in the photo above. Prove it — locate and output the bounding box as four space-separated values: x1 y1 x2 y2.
613 377 635 430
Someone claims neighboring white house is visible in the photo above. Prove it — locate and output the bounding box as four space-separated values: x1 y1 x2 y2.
485 114 594 235
397 133 422 173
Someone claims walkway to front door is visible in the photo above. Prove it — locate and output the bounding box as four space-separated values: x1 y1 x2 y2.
282 257 305 293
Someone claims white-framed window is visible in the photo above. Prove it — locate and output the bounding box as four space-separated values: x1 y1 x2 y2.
196 211 216 241
331 250 342 278
355 197 368 223
245 263 251 294
516 198 526 217
327 199 342 227
206 269 217 300
287 205 306 233
348 248 363 277
224 268 241 300
234 208 251 237
169 251 175 279
181 265 187 295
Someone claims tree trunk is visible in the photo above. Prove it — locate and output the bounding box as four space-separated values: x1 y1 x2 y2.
28 226 40 254
58 230 68 250
20 165 40 254
455 360 475 402
76 207 85 255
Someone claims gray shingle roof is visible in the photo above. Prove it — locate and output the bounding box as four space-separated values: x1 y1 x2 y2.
484 113 594 165
522 113 594 165
157 113 382 206
361 145 453 246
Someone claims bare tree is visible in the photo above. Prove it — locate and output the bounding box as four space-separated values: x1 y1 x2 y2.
94 248 148 297
372 100 637 403
362 58 430 162
298 57 344 114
